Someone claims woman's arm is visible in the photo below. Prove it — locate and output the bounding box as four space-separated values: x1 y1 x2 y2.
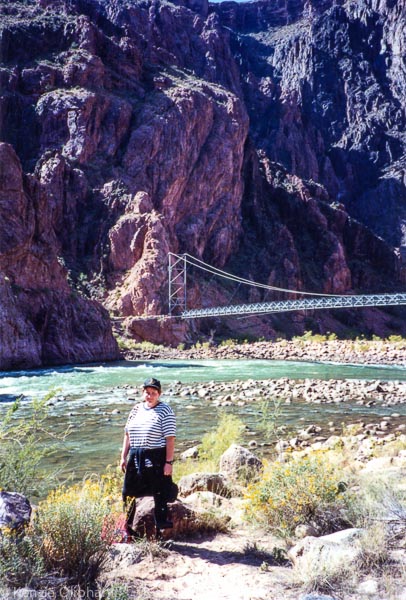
120 431 130 472
163 435 175 476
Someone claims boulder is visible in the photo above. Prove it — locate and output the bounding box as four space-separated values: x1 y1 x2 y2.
128 497 194 539
294 524 319 539
178 472 231 497
299 595 339 600
0 491 32 532
289 528 364 578
183 491 232 512
219 444 263 481
180 446 200 460
357 579 379 595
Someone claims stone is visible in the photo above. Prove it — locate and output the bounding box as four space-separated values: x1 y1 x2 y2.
180 446 200 460
275 439 290 452
357 579 379 595
294 524 318 539
128 496 194 540
183 491 233 516
0 491 32 531
219 444 263 481
299 595 338 600
289 528 364 576
178 473 231 498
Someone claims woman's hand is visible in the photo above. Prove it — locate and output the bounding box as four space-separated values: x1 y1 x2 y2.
163 462 173 476
120 432 130 473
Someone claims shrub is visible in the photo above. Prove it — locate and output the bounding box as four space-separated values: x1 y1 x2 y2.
0 393 68 499
258 398 284 444
116 337 134 351
219 338 237 347
173 414 245 480
292 331 328 343
387 335 404 343
101 582 130 600
0 529 44 589
199 413 244 464
244 453 349 536
189 511 230 534
173 457 208 480
345 477 406 532
358 522 389 572
293 552 355 595
32 476 116 586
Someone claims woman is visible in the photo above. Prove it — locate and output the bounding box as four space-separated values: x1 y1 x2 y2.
120 377 176 533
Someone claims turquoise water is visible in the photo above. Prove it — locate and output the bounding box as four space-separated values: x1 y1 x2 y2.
1 358 406 485
3 358 406 400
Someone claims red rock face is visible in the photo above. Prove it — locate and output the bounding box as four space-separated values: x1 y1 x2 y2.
0 0 405 360
0 142 120 369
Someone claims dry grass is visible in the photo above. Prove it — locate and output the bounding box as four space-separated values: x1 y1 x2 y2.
293 556 357 596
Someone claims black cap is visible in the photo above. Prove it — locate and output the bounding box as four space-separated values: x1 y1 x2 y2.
143 377 161 392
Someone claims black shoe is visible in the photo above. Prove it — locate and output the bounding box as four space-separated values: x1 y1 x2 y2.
156 520 173 529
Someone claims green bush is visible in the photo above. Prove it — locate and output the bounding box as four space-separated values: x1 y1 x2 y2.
32 477 115 586
0 393 68 499
345 478 406 530
199 413 244 464
174 413 245 480
258 398 284 444
101 582 130 600
0 531 44 589
387 335 404 344
244 452 349 536
292 331 333 343
219 338 237 347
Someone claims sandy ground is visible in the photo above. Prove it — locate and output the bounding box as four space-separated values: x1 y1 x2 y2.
102 523 300 600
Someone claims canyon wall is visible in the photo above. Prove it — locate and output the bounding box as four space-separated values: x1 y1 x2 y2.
215 0 406 245
1 0 406 367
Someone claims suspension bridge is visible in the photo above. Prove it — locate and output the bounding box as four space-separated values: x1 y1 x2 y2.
168 252 406 319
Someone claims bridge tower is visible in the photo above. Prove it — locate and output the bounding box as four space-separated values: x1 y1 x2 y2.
168 253 187 315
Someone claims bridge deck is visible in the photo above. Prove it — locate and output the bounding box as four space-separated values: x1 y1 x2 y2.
181 293 406 319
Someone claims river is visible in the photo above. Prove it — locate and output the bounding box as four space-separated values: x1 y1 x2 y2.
1 358 406 487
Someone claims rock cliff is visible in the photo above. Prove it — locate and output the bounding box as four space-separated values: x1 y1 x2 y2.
1 0 406 367
215 0 406 246
0 142 120 369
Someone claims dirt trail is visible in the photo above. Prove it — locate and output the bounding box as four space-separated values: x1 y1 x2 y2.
103 525 299 600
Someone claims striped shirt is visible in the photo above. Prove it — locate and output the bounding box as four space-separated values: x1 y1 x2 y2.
125 401 176 451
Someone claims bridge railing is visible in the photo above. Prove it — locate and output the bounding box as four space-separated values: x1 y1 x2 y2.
180 293 406 319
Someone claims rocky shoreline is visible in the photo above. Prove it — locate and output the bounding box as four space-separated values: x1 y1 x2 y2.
123 338 406 367
124 339 406 448
166 377 406 459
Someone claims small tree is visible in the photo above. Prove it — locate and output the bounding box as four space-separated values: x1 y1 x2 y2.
199 413 244 464
0 392 69 499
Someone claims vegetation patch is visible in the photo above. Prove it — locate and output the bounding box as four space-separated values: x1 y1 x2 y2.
244 452 350 537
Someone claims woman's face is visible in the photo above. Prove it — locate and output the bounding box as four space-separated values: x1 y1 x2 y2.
143 386 161 407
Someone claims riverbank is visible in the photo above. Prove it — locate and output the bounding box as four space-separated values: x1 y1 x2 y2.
100 431 406 600
122 338 406 367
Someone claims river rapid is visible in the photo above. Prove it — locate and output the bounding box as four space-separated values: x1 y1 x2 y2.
1 358 406 487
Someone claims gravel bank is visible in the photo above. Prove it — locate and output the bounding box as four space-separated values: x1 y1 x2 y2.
124 338 406 366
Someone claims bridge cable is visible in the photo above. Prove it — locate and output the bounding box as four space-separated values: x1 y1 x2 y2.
181 253 345 297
